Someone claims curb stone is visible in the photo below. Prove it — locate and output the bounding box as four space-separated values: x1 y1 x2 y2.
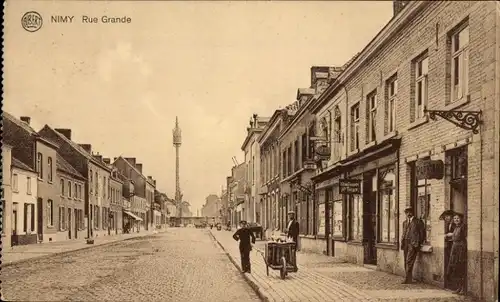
1 232 162 268
208 231 270 302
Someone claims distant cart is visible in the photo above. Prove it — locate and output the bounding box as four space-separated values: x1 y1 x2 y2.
262 241 298 279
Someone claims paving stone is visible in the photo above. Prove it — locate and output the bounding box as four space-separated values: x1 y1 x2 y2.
1 228 259 302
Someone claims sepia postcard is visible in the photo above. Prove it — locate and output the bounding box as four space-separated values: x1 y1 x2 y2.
1 1 499 301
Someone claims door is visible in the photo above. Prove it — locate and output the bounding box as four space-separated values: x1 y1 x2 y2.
36 198 43 241
74 209 78 239
68 208 72 239
363 173 377 265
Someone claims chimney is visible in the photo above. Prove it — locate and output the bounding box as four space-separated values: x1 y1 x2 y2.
79 144 92 153
135 163 143 173
103 158 111 164
393 0 410 16
55 128 72 140
153 180 156 187
148 176 153 180
125 157 136 166
94 154 103 162
20 116 31 125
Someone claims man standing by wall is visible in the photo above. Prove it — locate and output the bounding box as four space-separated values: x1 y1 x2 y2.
401 207 425 284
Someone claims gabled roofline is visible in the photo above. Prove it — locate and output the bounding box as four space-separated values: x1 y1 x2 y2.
112 156 147 181
278 96 317 140
241 128 264 151
257 110 285 145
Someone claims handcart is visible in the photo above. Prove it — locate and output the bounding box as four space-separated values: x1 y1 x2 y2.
262 241 298 279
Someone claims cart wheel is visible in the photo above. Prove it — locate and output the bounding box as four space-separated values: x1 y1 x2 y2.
280 257 287 280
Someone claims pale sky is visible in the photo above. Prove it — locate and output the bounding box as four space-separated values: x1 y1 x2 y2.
4 1 393 214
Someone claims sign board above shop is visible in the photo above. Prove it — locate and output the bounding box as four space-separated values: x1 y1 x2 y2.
339 179 361 195
415 159 444 180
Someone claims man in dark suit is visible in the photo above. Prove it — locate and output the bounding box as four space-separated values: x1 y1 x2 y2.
401 207 425 284
443 212 456 289
286 211 300 247
233 220 256 273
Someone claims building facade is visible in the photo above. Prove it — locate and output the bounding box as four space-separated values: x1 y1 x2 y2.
146 176 156 230
3 113 60 243
112 157 149 230
241 115 269 224
309 1 498 300
38 125 112 239
258 109 294 239
56 154 86 241
2 144 14 247
10 157 38 246
201 194 221 218
108 166 124 235
228 163 246 227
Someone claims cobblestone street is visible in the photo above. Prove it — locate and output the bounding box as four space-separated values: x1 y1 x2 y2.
1 228 260 302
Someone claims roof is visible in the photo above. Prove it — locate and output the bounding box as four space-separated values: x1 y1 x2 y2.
11 157 36 173
56 154 85 180
3 112 37 134
41 125 110 171
112 156 147 181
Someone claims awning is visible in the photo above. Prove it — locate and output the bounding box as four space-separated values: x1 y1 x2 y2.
124 211 143 221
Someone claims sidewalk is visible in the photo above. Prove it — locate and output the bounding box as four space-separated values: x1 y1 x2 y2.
210 230 475 302
1 229 166 267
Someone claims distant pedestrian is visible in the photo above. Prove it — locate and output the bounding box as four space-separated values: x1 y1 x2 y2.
446 213 467 295
400 207 425 284
232 220 256 273
286 211 299 247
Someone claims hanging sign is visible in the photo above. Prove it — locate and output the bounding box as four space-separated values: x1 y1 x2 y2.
315 144 331 161
339 179 361 194
416 159 444 180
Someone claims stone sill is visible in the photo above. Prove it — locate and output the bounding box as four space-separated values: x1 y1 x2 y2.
347 240 363 246
407 116 429 131
376 243 399 250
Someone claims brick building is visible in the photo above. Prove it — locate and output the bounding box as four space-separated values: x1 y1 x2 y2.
106 164 124 235
258 109 295 239
241 114 269 224
308 1 498 300
3 113 60 243
38 125 112 239
56 154 86 241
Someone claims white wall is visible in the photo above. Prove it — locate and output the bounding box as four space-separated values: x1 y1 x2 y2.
11 168 38 237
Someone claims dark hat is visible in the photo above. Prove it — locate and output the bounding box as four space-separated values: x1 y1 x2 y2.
240 220 247 224
439 209 457 220
404 207 414 214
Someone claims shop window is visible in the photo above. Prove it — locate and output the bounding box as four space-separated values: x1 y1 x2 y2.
349 193 363 241
449 22 469 103
332 185 344 238
378 165 397 244
410 161 431 244
412 52 429 121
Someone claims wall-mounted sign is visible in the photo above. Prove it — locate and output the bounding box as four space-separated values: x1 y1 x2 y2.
416 159 444 180
339 179 361 194
315 144 331 161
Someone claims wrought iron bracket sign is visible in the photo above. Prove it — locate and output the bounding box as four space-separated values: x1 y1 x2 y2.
424 108 482 134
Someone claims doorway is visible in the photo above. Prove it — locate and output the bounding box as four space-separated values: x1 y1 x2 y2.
68 208 72 239
444 147 468 289
74 209 78 239
11 203 18 246
363 172 377 265
37 198 43 242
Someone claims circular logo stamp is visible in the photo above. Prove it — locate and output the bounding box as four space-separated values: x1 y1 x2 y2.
21 11 43 32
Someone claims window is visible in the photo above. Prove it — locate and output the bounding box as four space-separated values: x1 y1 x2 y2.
414 54 429 121
68 181 72 198
27 177 32 194
350 103 360 151
47 157 53 182
450 24 469 102
30 204 35 232
410 161 431 244
294 140 300 171
378 166 397 243
60 179 65 195
282 150 286 177
36 153 43 179
385 74 398 133
90 169 93 193
24 204 29 233
301 133 308 162
95 172 98 195
349 194 363 241
331 185 344 238
103 177 107 198
287 146 292 176
333 107 342 160
102 207 106 229
48 200 54 226
74 183 77 199
367 91 377 143
59 206 66 230
12 173 18 191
